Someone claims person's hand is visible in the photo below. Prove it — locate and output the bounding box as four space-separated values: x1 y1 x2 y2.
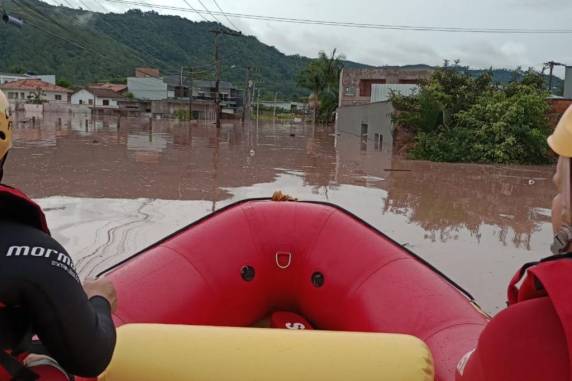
83 278 117 312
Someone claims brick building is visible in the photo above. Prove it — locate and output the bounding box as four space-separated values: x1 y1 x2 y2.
338 67 433 107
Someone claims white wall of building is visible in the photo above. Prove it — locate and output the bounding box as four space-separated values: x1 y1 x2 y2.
260 101 306 112
128 77 168 101
565 66 572 99
71 89 119 108
371 84 419 103
36 75 56 85
0 75 26 85
3 89 68 103
71 89 95 105
0 74 56 85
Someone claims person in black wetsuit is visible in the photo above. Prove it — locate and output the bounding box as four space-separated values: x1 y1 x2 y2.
0 89 117 381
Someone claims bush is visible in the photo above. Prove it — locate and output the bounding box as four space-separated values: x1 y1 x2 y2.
392 66 553 164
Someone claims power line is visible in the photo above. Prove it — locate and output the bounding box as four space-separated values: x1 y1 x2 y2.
76 0 94 11
211 0 239 31
181 0 210 22
95 0 111 13
11 1 176 75
11 0 135 66
101 0 572 34
23 18 90 52
14 0 78 36
26 0 186 74
56 0 75 8
196 0 222 24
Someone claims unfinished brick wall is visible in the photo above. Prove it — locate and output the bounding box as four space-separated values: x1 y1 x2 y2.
548 99 572 128
339 68 433 107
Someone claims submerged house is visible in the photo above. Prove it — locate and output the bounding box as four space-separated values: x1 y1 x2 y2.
71 87 125 109
0 79 71 105
336 67 433 152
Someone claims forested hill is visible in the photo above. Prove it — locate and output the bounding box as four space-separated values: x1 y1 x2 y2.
0 0 562 99
0 0 320 98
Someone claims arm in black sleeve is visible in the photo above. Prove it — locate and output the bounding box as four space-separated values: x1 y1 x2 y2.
0 222 116 377
26 260 116 377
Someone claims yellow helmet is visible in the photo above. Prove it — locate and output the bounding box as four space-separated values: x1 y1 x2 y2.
0 89 13 160
548 105 572 157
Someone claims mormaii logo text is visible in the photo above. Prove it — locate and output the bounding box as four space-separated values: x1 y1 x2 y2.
5 245 79 282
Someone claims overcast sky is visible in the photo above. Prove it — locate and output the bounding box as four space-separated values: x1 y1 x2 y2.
78 0 571 77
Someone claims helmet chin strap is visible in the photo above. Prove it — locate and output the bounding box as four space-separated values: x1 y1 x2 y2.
551 225 572 255
0 154 5 183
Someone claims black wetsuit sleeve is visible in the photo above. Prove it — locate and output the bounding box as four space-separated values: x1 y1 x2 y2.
0 221 116 377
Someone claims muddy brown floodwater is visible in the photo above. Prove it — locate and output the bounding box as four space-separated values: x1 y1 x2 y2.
4 113 556 314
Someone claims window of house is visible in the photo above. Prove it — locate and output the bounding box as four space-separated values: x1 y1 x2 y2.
103 99 110 106
8 93 17 100
359 79 386 97
88 99 94 105
79 99 84 105
20 92 25 100
55 94 62 101
344 87 356 96
399 79 419 85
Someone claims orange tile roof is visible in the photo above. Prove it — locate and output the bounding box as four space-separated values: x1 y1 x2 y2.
0 79 73 93
90 83 128 94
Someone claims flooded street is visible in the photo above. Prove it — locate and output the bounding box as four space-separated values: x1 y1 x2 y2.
5 114 555 314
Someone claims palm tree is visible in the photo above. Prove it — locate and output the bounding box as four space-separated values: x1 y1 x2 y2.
297 49 345 123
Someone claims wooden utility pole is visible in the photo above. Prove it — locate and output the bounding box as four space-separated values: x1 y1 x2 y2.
272 91 278 120
188 67 193 121
214 31 222 128
210 28 242 128
256 89 261 121
545 61 566 94
242 66 251 125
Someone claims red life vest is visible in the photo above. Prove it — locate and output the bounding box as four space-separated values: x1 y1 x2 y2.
508 255 572 378
0 185 49 235
0 184 49 381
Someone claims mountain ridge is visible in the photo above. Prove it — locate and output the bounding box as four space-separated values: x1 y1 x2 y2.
0 0 563 99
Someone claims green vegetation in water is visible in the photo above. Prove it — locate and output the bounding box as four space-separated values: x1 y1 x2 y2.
391 65 553 165
297 50 344 123
255 110 300 122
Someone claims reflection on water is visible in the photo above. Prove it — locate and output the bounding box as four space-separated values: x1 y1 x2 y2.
5 114 555 314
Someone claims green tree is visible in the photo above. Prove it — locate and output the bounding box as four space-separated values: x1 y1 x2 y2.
56 79 72 88
29 88 46 104
391 65 552 164
297 49 344 123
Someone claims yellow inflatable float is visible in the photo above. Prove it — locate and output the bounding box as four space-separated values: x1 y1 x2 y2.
100 324 434 381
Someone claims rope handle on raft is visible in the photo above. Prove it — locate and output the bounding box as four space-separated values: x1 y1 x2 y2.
272 191 297 202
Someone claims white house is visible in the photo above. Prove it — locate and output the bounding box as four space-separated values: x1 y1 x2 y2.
71 88 124 108
0 73 56 85
0 79 71 104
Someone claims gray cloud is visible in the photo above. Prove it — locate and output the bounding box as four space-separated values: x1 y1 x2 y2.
56 0 572 70
507 0 572 8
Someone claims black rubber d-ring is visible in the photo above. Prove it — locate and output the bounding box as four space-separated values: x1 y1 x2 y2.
241 265 255 282
311 272 325 288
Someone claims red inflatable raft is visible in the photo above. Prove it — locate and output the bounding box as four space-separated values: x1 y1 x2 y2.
103 199 488 381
